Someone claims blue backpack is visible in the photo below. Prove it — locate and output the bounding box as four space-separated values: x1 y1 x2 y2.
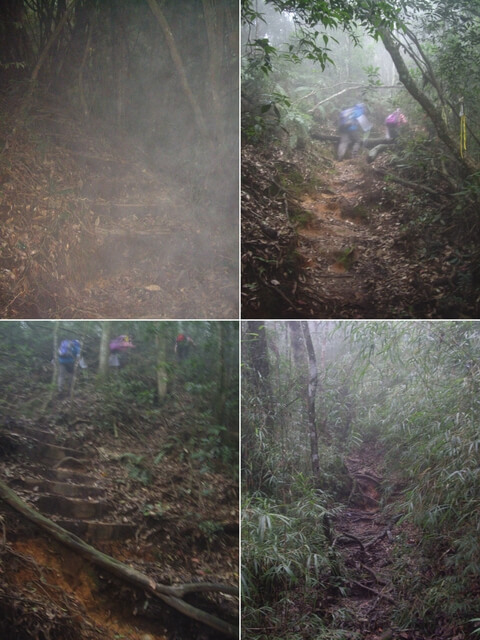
58 340 80 359
59 340 73 357
339 108 356 130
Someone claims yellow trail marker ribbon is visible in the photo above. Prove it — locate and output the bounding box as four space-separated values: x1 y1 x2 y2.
459 100 467 158
460 115 467 157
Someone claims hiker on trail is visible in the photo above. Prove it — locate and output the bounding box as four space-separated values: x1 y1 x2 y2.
175 333 195 361
109 335 135 369
385 108 407 140
337 103 372 161
58 339 87 393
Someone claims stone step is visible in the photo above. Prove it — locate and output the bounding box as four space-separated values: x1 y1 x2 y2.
12 477 106 499
59 519 136 542
33 494 110 520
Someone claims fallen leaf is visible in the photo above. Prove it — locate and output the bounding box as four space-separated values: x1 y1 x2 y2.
144 285 161 291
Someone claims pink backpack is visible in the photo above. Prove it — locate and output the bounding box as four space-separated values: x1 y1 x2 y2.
386 112 399 125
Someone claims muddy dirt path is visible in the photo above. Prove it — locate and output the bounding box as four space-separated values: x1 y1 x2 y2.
294 157 448 318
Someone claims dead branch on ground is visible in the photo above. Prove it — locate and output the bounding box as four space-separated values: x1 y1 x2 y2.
0 480 238 638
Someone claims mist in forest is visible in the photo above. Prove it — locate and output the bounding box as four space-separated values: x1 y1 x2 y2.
0 0 238 317
242 0 401 134
242 320 480 639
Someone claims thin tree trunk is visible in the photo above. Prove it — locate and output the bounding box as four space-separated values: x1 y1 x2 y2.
52 321 59 389
301 321 320 480
145 0 206 136
30 0 77 83
78 19 92 118
215 321 227 425
155 325 168 405
245 321 273 429
98 321 111 379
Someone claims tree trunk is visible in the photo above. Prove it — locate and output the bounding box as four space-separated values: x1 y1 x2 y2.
245 321 273 429
52 321 59 388
288 320 308 413
30 0 77 83
215 321 227 425
301 321 320 480
379 27 478 176
155 324 168 405
98 321 111 379
145 0 206 136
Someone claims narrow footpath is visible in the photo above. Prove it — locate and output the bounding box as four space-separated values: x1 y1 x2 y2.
241 144 468 318
329 443 456 640
295 157 451 318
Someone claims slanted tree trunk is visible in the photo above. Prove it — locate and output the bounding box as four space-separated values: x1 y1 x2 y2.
145 0 206 136
379 27 478 176
30 0 77 83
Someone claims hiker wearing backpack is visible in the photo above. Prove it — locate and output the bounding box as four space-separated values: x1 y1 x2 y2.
109 335 135 369
337 103 372 161
175 333 195 361
58 339 86 392
385 108 407 140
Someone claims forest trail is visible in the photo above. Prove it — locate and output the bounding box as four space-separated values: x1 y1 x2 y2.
295 156 444 318
242 145 461 319
0 409 238 640
0 93 238 319
329 443 454 640
331 444 399 639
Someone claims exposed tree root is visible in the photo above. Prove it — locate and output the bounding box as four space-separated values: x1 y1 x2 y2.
364 527 390 551
0 479 238 638
333 532 366 553
349 579 395 604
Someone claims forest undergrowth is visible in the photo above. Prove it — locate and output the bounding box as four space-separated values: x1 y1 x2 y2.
243 437 479 640
242 321 480 640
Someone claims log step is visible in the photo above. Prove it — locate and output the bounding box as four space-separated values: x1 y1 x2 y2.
10 425 58 444
12 477 106 499
39 468 100 485
23 439 86 466
59 519 136 542
33 495 110 520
